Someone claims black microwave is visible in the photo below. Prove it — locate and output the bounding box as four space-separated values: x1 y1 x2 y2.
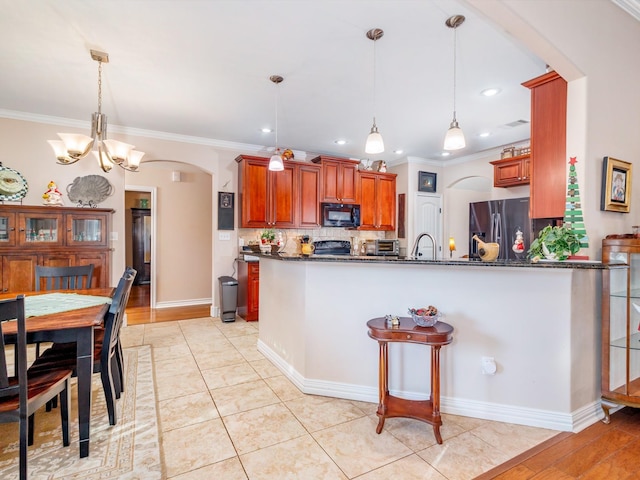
321 203 360 228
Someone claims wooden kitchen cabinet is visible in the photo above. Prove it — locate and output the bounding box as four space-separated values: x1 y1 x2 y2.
236 155 296 228
358 171 396 231
522 71 567 219
297 163 321 228
490 155 530 187
601 237 640 422
311 155 359 204
237 259 259 321
0 205 113 292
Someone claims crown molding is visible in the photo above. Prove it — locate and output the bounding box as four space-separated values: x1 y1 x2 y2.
611 0 640 21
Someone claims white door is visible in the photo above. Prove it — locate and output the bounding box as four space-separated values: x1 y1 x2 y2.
414 193 443 259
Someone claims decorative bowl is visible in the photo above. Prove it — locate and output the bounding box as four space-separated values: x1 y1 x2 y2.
411 311 441 327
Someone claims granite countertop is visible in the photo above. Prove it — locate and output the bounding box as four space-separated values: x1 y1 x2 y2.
247 252 615 270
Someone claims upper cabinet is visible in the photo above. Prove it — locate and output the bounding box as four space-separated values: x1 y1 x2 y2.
237 155 296 228
236 155 321 229
522 71 567 219
490 155 530 187
358 171 397 231
310 155 359 204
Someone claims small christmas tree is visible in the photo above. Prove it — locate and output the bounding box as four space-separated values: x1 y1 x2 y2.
563 157 589 249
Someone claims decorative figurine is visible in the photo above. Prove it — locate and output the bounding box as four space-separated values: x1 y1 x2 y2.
377 161 387 173
512 229 525 254
42 180 64 206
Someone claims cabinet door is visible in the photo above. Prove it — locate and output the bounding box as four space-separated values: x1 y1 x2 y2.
270 164 296 228
523 72 567 218
18 212 63 246
75 252 109 288
297 164 321 228
66 212 109 246
491 156 530 187
239 158 270 228
41 254 73 267
247 263 260 321
2 255 37 292
0 212 16 246
358 173 377 230
377 174 396 231
319 159 359 204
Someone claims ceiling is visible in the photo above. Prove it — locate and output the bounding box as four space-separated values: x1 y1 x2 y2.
0 1 629 165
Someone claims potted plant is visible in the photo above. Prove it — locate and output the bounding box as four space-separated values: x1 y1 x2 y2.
260 228 276 244
528 224 581 261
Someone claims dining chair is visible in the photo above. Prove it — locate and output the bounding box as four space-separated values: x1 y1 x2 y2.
33 267 137 426
35 264 95 291
0 295 73 480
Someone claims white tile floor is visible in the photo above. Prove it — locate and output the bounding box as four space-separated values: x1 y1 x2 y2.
121 316 558 480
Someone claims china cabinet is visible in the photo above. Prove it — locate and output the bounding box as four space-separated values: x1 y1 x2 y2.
490 155 530 187
601 236 640 422
358 171 396 231
522 71 567 219
311 155 359 204
0 205 113 291
131 208 151 285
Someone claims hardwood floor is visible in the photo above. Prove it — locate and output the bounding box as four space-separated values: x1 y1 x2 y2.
476 407 640 479
125 284 211 325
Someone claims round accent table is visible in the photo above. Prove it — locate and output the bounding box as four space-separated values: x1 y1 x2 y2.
367 316 454 444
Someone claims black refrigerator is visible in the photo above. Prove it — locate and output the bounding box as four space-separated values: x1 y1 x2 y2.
469 197 532 261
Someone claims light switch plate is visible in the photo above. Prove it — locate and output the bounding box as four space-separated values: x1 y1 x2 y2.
219 232 231 241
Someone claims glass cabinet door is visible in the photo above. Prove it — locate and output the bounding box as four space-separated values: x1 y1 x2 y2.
66 213 108 246
606 251 640 401
0 213 16 245
18 212 63 245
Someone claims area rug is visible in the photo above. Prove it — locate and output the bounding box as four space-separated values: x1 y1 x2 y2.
0 345 163 479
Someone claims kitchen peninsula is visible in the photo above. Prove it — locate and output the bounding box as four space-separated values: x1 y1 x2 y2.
256 253 611 433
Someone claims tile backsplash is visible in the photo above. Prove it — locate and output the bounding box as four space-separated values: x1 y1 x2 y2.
238 228 388 255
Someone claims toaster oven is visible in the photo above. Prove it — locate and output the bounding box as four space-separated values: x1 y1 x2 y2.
364 239 399 256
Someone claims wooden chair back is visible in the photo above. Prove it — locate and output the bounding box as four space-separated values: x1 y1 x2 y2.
0 295 25 401
35 264 95 291
102 267 136 365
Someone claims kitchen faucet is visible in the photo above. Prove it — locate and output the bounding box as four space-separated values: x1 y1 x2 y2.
410 232 437 260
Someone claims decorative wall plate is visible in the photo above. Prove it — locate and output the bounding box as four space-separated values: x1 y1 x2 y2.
66 175 114 207
0 164 29 201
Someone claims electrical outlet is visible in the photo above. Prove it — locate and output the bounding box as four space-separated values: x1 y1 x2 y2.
218 232 231 241
481 356 497 375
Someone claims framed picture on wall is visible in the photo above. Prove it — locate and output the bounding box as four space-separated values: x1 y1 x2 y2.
418 171 437 193
601 156 632 213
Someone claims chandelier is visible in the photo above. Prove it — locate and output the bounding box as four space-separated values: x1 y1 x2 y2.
48 50 144 173
443 15 466 151
365 28 384 154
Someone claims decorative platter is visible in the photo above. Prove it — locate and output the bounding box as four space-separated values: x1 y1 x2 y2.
0 164 28 201
66 175 114 207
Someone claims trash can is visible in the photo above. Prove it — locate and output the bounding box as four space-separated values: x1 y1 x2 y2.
218 276 238 322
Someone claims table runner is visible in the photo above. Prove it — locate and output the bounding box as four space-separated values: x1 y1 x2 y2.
24 292 112 317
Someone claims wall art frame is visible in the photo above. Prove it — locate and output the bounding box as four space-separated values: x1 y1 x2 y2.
418 171 437 193
601 156 632 213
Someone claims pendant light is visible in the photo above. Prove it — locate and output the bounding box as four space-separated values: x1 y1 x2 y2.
268 75 284 171
443 15 466 151
365 28 384 154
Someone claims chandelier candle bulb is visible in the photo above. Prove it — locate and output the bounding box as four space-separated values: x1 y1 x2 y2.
449 237 456 258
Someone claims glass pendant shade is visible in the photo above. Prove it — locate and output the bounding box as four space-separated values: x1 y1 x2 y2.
127 150 145 170
443 118 466 150
91 148 114 173
57 133 94 158
365 123 384 154
103 139 134 164
269 149 284 171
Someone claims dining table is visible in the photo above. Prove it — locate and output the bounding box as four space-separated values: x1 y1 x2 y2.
1 287 114 458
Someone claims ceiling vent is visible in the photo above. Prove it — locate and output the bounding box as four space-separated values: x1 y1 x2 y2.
504 119 530 128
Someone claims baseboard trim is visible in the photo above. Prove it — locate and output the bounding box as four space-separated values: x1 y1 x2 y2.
154 298 212 309
257 339 604 432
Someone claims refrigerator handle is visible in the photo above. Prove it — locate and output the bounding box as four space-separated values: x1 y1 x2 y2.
494 213 502 244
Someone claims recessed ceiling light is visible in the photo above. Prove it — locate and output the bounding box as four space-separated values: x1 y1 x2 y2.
334 139 347 145
441 152 451 157
479 132 491 138
261 127 273 133
394 149 403 154
481 88 501 97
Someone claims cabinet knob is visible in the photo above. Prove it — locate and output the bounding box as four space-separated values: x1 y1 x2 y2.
67 228 72 232
407 334 411 339
9 227 14 231
19 228 24 232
